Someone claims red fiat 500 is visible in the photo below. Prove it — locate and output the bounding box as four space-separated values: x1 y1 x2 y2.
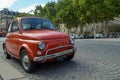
3 17 76 73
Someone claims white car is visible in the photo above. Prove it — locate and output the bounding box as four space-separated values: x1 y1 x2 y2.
79 34 84 39
71 34 80 39
95 34 103 38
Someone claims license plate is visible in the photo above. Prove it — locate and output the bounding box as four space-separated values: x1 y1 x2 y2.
57 55 66 61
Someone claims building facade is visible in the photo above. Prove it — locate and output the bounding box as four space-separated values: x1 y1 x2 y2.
0 8 19 32
59 17 120 38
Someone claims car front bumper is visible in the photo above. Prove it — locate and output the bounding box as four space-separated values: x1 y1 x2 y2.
33 45 76 62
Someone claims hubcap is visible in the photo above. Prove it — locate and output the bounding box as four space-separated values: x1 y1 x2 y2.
22 55 30 70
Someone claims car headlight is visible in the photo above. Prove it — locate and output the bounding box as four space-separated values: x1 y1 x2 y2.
38 42 46 50
70 37 75 45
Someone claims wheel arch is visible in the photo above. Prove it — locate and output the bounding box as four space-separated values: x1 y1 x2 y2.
19 47 25 58
19 44 34 61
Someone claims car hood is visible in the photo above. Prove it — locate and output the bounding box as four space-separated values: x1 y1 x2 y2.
22 30 69 40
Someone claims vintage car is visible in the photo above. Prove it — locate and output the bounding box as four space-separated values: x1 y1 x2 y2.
3 17 76 73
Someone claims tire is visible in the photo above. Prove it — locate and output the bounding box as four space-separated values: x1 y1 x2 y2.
64 54 74 61
3 45 11 59
21 50 36 73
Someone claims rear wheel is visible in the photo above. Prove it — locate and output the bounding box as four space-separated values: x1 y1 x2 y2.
64 54 74 61
3 45 11 59
21 50 36 73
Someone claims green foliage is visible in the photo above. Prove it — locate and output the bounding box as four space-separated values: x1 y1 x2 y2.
17 13 34 17
34 2 57 25
34 5 44 17
34 0 120 29
56 0 78 29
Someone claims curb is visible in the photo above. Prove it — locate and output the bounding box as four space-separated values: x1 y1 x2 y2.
76 38 120 41
0 57 29 80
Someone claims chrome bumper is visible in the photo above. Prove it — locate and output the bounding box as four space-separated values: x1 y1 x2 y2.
33 45 76 62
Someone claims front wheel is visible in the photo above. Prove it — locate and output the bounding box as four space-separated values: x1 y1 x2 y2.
21 50 36 73
64 54 74 61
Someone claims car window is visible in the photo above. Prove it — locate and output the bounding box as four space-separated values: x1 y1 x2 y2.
21 18 56 30
42 22 53 29
11 21 19 32
22 24 31 30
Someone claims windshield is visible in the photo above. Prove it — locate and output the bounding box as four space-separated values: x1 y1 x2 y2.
21 18 56 30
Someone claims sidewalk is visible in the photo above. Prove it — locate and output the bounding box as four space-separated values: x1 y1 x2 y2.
0 57 29 80
0 37 29 80
76 38 120 41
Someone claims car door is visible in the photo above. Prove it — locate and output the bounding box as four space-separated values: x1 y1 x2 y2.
6 21 20 57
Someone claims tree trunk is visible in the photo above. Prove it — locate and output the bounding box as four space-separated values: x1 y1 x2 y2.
80 25 83 34
92 19 96 39
105 20 109 38
68 28 70 35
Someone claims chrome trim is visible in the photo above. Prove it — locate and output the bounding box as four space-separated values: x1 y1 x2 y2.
33 45 76 62
46 49 73 59
33 56 45 62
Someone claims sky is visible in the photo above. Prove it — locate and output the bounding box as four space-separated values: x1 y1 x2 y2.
0 0 58 13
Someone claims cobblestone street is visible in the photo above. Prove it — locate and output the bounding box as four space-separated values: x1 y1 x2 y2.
0 38 120 80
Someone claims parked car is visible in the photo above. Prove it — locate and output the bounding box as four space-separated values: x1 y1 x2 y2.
71 34 80 39
95 34 104 38
0 32 7 37
79 34 84 39
3 17 76 73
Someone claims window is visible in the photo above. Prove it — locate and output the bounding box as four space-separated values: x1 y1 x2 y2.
21 18 56 30
11 21 19 32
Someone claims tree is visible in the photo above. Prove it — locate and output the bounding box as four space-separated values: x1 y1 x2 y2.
72 0 88 34
34 2 58 26
34 0 120 35
72 0 120 38
56 0 80 34
17 13 34 17
34 5 45 17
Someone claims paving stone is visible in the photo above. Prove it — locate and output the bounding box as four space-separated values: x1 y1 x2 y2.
0 39 120 80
